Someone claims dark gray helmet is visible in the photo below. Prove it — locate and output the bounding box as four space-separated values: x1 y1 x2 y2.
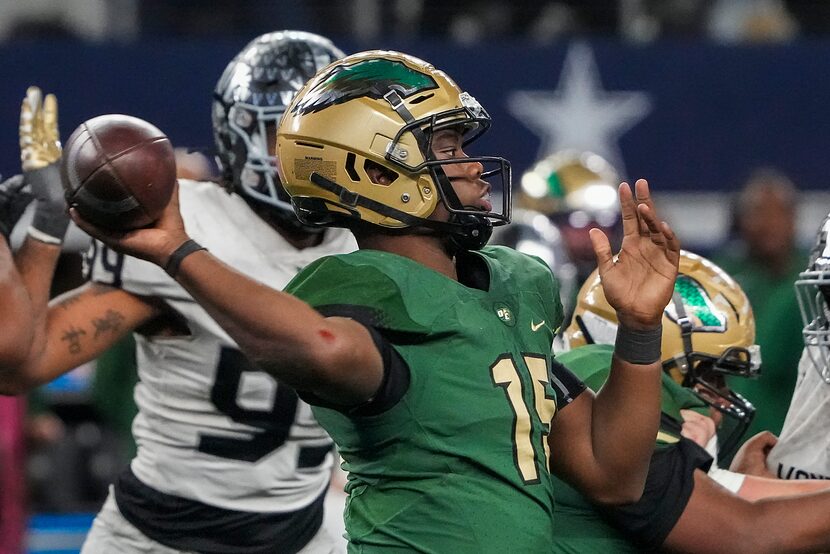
795 211 830 383
212 31 344 230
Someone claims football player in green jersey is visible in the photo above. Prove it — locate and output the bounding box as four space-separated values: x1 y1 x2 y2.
553 250 830 554
66 50 680 552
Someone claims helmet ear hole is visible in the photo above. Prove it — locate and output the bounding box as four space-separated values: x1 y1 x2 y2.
364 159 398 186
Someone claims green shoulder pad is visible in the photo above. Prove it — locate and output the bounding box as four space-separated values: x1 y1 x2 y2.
556 344 614 391
480 246 564 333
285 251 431 336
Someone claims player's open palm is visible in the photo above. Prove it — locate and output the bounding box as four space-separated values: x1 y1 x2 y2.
589 179 680 330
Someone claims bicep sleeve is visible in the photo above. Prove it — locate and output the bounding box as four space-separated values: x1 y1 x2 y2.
347 324 410 416
551 358 587 411
597 437 714 550
297 304 411 417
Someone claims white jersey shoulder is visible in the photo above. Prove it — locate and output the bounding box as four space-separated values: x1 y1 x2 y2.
84 179 358 512
767 349 830 480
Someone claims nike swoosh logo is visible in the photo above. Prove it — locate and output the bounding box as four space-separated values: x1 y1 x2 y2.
531 320 545 332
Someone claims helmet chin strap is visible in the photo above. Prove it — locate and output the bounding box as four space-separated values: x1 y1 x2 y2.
671 290 696 379
431 168 492 252
308 171 489 251
446 213 492 252
670 289 757 455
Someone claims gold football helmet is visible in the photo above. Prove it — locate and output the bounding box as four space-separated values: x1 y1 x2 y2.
564 250 761 456
517 151 621 281
277 50 511 250
518 150 619 218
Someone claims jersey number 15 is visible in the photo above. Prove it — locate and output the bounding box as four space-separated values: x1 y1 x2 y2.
491 354 557 484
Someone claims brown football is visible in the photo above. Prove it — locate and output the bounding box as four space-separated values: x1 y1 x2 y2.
62 114 176 231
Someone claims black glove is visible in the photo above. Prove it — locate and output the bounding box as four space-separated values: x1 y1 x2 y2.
20 86 68 244
0 174 34 242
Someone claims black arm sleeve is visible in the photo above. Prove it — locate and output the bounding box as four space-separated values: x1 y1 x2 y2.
550 358 588 412
297 304 411 417
597 432 714 550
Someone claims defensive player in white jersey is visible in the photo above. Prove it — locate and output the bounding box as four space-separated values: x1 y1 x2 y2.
764 212 830 480
0 31 355 554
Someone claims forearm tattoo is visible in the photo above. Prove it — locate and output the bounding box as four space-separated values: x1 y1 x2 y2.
92 309 125 338
60 308 125 355
60 325 87 354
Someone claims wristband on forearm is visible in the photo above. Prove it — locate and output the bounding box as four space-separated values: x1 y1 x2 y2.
164 239 207 278
614 324 662 365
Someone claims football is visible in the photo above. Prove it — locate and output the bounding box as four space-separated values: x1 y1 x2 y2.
62 114 176 231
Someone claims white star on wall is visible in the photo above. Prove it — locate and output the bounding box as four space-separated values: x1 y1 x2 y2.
507 42 652 175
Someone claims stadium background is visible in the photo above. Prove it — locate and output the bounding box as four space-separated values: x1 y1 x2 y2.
0 1 828 552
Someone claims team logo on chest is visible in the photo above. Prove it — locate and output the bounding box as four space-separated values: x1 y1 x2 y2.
494 303 516 326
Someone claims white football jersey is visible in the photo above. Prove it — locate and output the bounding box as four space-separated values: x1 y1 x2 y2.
85 179 358 512
767 349 830 480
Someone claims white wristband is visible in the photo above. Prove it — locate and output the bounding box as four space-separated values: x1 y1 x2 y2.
708 466 746 493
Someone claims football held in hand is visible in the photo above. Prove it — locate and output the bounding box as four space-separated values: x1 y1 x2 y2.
62 114 176 231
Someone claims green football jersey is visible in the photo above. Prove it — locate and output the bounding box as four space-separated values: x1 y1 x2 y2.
286 246 573 553
550 344 708 553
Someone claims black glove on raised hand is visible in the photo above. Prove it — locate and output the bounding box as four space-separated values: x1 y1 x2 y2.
20 86 68 245
0 174 34 242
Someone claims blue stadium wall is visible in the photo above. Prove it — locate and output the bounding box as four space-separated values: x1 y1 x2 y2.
0 38 828 193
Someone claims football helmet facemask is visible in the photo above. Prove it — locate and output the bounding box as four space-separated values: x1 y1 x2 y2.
564 250 761 459
795 211 830 384
212 30 344 232
277 50 511 251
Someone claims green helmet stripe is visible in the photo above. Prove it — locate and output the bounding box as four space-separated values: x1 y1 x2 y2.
546 173 566 199
294 59 437 115
675 275 724 328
